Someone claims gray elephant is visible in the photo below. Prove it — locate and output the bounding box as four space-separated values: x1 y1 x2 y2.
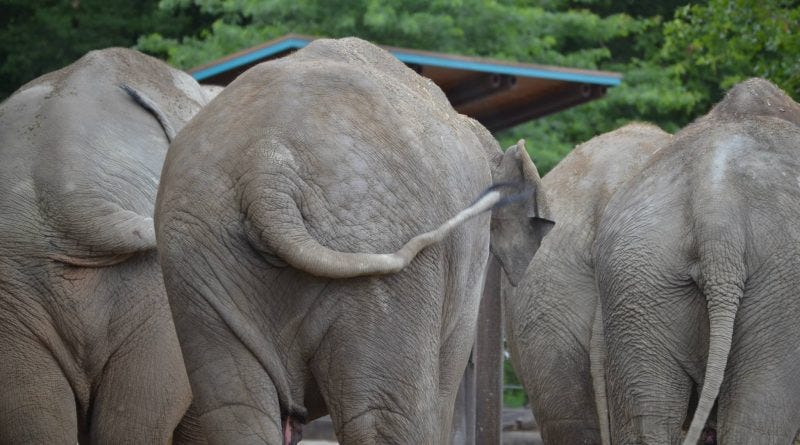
155 37 552 444
506 123 671 444
594 78 800 444
200 84 225 101
0 48 208 443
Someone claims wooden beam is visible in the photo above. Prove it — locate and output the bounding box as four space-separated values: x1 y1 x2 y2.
475 256 503 444
479 83 607 132
446 73 517 108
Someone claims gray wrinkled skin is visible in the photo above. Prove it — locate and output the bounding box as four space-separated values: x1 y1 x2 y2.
594 78 800 444
0 48 208 443
155 37 551 445
506 123 671 445
200 84 224 102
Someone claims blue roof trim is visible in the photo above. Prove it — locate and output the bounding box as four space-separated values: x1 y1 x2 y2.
391 51 621 86
191 38 312 80
192 38 621 86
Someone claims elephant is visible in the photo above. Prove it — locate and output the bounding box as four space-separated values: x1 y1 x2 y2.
200 84 225 101
0 48 209 443
155 37 553 445
506 123 671 445
593 78 800 444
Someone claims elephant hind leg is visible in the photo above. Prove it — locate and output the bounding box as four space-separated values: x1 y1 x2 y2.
719 424 796 445
196 402 283 444
538 419 601 445
173 403 208 445
313 322 440 443
87 323 191 445
602 278 705 443
0 337 78 444
716 280 800 445
178 326 285 445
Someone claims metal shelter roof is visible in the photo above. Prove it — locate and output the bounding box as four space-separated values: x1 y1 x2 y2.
189 34 622 132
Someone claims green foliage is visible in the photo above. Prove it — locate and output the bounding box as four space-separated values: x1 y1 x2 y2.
0 0 213 99
503 387 528 408
661 0 800 108
137 0 639 71
503 356 528 408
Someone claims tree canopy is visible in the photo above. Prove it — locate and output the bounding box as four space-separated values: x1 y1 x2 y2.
2 0 798 173
0 0 214 99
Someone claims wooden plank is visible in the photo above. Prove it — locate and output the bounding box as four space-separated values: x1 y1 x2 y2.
475 256 503 444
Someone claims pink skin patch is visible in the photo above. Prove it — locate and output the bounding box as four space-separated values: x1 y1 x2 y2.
283 418 291 445
703 427 717 445
283 416 302 445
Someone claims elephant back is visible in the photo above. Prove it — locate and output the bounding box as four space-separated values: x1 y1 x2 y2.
160 37 494 260
0 48 208 264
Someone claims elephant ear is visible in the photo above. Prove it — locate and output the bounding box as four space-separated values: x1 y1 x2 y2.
490 140 554 286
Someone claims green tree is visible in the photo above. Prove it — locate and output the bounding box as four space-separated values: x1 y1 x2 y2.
661 0 800 110
139 0 639 70
0 0 212 99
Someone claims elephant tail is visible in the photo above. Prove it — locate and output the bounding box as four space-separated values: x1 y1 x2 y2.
590 301 611 445
243 183 511 279
682 236 746 445
47 206 157 267
119 84 177 142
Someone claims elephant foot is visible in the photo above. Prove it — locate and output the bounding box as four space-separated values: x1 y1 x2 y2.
283 414 303 445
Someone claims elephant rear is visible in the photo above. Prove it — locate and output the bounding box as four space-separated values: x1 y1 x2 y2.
594 78 800 444
0 47 207 443
507 123 670 445
155 37 551 445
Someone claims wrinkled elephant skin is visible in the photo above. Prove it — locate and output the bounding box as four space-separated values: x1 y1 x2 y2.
594 78 800 444
156 37 552 445
507 123 671 445
0 48 208 443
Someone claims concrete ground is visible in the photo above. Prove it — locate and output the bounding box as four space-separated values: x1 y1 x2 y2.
298 407 542 444
299 433 541 445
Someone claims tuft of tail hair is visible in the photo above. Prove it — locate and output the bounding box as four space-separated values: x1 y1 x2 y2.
474 182 535 209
